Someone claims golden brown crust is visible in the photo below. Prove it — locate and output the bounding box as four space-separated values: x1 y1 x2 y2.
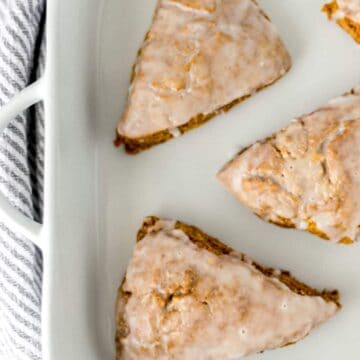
304 219 352 245
116 217 340 358
337 17 360 43
322 1 340 19
115 281 130 360
257 215 353 245
266 216 296 229
115 94 251 154
322 1 360 43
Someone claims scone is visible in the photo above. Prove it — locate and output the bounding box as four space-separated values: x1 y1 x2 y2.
218 88 360 244
323 0 360 43
115 0 291 154
115 216 340 359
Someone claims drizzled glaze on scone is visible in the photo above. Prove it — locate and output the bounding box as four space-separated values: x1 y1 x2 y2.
116 218 339 359
323 0 360 43
117 0 291 151
218 88 360 243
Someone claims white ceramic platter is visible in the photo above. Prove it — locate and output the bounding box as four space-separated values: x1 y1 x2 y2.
2 0 359 359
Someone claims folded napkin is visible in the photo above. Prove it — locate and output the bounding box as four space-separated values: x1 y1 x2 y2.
0 0 45 359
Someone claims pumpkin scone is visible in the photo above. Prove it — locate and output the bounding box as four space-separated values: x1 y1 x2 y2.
323 0 360 43
218 88 360 244
115 0 291 154
116 216 340 359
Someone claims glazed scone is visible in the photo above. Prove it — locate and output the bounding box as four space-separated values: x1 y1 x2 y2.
115 0 291 154
116 216 340 359
218 88 360 244
323 0 360 43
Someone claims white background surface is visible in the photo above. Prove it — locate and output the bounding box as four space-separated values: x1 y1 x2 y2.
44 0 360 359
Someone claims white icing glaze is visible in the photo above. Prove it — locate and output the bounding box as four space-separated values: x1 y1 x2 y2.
336 0 360 23
118 219 338 359
218 89 360 243
168 127 181 138
118 0 291 138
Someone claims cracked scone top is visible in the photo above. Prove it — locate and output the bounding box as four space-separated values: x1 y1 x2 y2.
116 217 339 359
323 0 360 43
116 0 291 153
218 88 360 243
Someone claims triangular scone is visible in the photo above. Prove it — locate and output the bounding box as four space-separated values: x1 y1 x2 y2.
323 0 360 43
116 0 291 154
116 217 339 359
218 88 360 244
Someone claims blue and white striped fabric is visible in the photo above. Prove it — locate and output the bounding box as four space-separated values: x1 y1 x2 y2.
0 1 45 359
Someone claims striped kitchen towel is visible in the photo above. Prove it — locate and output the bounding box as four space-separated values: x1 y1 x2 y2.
0 1 45 359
